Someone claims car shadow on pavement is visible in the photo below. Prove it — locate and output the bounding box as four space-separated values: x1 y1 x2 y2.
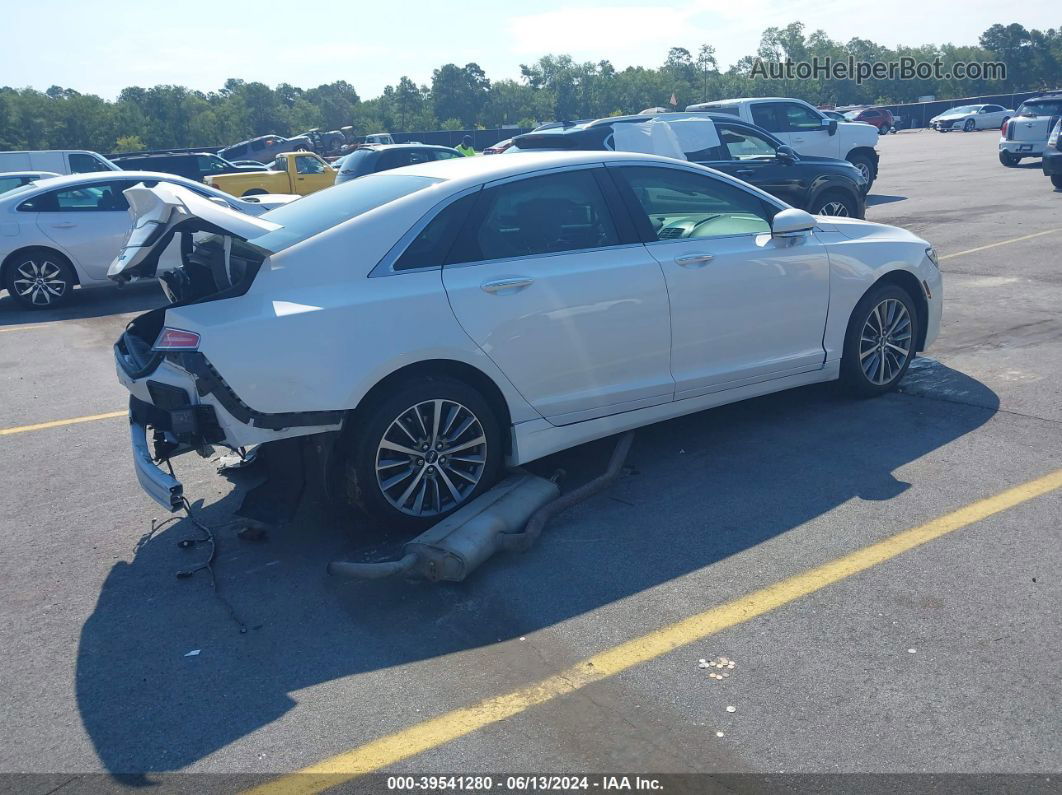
865 194 906 207
0 282 164 326
75 361 998 778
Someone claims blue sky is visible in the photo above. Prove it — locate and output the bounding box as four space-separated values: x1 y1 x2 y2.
4 0 1056 99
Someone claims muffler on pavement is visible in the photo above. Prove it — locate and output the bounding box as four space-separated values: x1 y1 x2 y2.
327 431 635 583
327 472 560 582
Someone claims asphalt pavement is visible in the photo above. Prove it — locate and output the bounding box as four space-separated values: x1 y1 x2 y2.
0 129 1059 789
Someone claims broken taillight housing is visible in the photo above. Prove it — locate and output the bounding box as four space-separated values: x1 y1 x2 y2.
153 328 201 351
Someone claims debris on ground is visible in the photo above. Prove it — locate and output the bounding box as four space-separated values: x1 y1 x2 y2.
726 705 736 713
184 649 201 657
699 655 737 680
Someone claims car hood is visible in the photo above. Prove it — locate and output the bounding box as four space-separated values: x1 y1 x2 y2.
109 183 281 280
931 111 972 121
836 120 879 145
817 216 927 245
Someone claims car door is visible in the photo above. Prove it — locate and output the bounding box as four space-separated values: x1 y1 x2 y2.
32 180 136 283
292 154 334 193
701 124 804 207
777 102 835 157
607 164 830 399
441 166 674 424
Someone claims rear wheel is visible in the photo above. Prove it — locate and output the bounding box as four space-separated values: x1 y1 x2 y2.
342 376 503 529
3 248 77 309
1052 174 1062 189
840 284 919 397
810 189 862 219
999 151 1021 167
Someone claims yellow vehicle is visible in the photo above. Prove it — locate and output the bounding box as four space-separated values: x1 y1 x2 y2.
205 151 336 197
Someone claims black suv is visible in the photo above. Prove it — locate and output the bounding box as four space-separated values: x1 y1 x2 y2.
512 115 868 218
334 144 464 184
109 152 266 183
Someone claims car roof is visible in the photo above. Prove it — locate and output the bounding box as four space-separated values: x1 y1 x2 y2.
0 171 60 177
14 170 208 192
388 150 697 185
358 143 456 151
112 151 213 159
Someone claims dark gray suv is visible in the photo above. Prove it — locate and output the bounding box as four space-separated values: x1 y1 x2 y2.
335 144 464 184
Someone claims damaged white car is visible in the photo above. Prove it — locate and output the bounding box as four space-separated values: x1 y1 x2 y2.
111 152 941 527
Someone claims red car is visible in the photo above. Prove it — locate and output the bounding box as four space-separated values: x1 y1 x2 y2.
843 107 895 133
482 138 514 155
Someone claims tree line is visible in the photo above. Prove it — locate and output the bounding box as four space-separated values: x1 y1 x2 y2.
1 21 1059 154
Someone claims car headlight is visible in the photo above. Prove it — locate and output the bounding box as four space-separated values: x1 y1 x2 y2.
925 246 939 267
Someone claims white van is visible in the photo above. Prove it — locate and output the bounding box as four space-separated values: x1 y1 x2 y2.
0 150 119 175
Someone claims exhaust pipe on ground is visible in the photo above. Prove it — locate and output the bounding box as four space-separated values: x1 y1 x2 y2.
327 431 635 583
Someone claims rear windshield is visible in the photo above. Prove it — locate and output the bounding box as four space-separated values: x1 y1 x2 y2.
1017 100 1062 116
340 149 376 175
254 174 441 250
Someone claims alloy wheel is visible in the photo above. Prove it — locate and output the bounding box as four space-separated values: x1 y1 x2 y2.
859 298 912 385
855 162 871 182
818 200 850 217
12 259 68 306
375 399 487 517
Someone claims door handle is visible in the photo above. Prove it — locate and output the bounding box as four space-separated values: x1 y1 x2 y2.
735 169 754 177
50 222 76 229
481 277 533 294
674 254 714 268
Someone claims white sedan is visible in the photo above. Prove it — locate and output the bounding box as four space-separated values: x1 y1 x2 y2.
930 104 1013 132
0 171 298 308
111 151 942 525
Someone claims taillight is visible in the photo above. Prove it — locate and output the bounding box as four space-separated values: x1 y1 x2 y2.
153 327 201 351
1001 119 1009 136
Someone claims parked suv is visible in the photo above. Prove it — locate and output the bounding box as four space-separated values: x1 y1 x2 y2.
1042 119 1062 189
999 93 1062 166
685 97 879 192
335 144 463 184
844 107 895 133
511 113 868 217
218 134 312 163
110 152 266 183
0 150 118 175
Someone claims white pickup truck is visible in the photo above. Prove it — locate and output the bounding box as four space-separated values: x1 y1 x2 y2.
686 97 880 192
998 93 1062 167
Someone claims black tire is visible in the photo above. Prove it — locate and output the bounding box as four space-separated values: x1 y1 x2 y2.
810 189 863 219
963 119 976 132
999 151 1021 167
342 375 504 530
3 248 77 309
840 283 920 398
1052 174 1062 190
846 153 875 195
242 188 267 197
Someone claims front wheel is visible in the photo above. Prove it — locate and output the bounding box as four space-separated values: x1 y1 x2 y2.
4 248 77 309
963 119 976 132
846 153 875 195
840 284 919 397
810 189 862 219
999 151 1021 167
342 376 503 529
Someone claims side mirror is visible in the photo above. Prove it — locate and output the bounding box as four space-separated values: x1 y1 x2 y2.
776 145 798 163
822 118 838 136
772 208 816 238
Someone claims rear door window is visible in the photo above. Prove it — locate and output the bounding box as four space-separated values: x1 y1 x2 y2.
20 181 131 212
450 169 619 264
750 103 785 132
393 193 479 271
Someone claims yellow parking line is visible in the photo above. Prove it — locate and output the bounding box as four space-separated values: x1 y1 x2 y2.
0 324 55 334
246 467 1062 794
939 228 1061 261
0 410 126 436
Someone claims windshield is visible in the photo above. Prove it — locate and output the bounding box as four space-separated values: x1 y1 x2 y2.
843 111 863 120
1017 100 1062 116
255 174 441 251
